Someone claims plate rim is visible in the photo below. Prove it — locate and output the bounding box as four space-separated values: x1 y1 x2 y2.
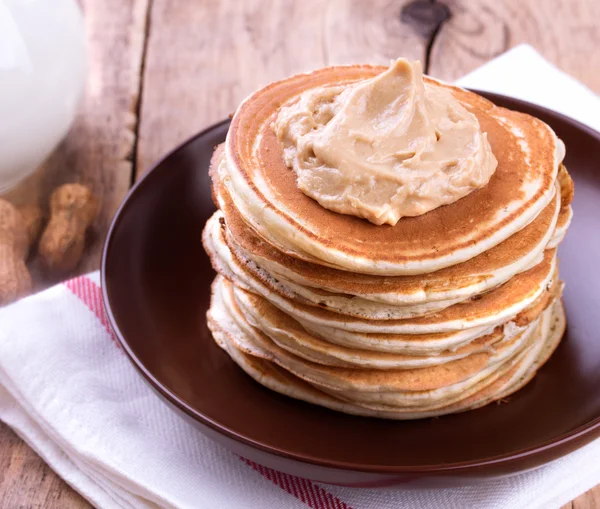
101 92 600 475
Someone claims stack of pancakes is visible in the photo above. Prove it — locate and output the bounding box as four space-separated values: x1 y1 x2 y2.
203 65 574 419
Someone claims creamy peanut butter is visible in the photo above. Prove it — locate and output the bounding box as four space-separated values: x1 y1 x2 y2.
273 59 498 226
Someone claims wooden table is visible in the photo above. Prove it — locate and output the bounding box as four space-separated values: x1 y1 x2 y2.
1 0 599 507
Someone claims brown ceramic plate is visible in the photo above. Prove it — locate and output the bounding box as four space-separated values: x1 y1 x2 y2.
102 93 600 488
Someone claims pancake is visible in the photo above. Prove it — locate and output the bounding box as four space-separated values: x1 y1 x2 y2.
258 276 465 320
547 205 573 249
492 300 565 401
219 277 547 402
213 326 524 419
299 320 505 355
203 63 572 420
214 147 562 307
299 279 559 355
312 300 555 408
208 276 565 419
232 279 559 370
234 285 503 369
203 213 558 333
214 276 530 393
547 166 574 248
558 164 575 206
222 65 564 275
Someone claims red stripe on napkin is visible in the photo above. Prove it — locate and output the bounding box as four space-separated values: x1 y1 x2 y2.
64 276 119 347
241 458 352 509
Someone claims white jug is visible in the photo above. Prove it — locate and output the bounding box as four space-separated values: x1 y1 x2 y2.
0 0 87 192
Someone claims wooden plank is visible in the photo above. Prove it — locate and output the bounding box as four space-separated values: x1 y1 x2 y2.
2 0 150 288
323 0 427 65
428 0 600 94
137 0 324 176
0 423 90 509
0 0 150 507
572 484 600 508
135 0 428 177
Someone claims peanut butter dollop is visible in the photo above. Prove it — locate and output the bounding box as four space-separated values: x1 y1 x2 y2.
273 59 498 226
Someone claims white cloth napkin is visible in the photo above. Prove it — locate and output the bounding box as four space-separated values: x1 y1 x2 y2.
1 45 599 509
456 44 600 133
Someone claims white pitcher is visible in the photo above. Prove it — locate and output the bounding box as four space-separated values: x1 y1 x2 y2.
0 0 87 192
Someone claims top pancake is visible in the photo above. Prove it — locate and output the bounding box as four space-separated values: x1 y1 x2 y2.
223 65 563 275
215 167 562 306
